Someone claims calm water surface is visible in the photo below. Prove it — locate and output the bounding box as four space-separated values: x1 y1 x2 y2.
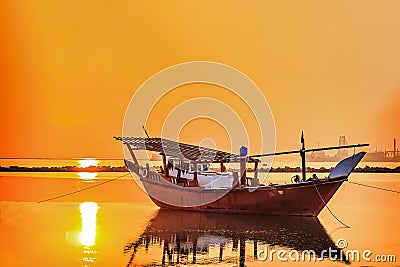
0 170 399 266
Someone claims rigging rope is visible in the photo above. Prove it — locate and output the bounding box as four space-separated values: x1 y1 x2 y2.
37 173 130 203
347 181 400 194
312 181 350 228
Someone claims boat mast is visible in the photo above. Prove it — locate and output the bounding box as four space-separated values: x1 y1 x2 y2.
300 131 306 181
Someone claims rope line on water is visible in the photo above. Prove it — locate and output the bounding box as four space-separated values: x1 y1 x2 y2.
312 181 350 228
37 172 130 203
347 181 400 194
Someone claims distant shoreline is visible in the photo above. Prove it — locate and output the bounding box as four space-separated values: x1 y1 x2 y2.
1 165 399 173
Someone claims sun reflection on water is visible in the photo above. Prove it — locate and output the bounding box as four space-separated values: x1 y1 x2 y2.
79 202 99 246
79 202 99 266
77 172 98 180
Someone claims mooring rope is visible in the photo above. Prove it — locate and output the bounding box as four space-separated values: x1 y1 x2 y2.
347 181 400 194
312 181 351 228
37 173 130 203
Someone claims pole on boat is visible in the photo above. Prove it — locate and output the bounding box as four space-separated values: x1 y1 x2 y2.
193 162 198 182
142 125 150 138
300 131 306 181
252 160 259 186
161 153 168 177
126 144 139 165
240 146 248 186
250 143 369 158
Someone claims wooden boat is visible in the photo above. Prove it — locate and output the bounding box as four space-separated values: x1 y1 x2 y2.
114 133 368 216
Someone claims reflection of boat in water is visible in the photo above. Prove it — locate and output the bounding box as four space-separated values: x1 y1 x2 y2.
124 209 349 266
115 133 367 216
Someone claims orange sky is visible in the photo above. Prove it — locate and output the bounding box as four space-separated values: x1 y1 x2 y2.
1 1 399 158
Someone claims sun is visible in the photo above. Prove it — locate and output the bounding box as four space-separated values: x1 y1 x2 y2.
79 159 99 168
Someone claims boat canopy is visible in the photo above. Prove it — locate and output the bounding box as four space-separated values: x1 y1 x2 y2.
114 137 257 163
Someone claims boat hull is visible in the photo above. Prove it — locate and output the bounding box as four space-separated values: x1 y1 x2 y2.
145 178 344 216
125 159 345 216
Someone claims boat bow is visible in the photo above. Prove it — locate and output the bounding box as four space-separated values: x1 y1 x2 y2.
328 152 366 179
